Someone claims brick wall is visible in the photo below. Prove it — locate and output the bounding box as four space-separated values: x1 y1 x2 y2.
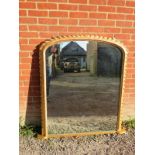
19 0 135 125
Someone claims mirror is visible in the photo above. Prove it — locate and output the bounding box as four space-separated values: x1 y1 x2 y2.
39 35 127 138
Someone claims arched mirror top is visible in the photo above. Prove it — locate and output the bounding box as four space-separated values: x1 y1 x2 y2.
39 35 128 58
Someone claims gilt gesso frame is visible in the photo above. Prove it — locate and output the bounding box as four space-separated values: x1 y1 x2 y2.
38 35 127 139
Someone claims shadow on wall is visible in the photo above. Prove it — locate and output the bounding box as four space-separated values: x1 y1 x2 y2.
25 43 43 126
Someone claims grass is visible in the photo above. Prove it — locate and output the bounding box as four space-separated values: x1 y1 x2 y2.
19 125 34 136
123 118 135 129
19 124 41 137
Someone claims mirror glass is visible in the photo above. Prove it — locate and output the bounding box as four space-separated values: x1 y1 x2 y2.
45 40 122 134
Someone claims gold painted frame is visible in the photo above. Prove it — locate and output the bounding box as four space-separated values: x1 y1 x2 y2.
38 34 127 139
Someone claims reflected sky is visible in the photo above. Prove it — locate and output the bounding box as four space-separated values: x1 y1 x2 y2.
60 41 88 51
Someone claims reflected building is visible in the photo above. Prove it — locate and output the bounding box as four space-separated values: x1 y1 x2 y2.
87 41 122 77
60 41 87 69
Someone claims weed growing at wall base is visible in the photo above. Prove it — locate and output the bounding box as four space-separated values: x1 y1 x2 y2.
19 124 41 137
123 118 135 129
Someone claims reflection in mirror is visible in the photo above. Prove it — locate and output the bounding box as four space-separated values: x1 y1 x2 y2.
45 41 122 134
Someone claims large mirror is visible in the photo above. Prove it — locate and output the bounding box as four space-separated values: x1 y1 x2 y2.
39 35 127 138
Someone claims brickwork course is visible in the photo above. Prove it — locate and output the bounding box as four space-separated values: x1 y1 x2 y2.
19 0 135 125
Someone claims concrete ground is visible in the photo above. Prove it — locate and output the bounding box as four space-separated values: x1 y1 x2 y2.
20 129 135 155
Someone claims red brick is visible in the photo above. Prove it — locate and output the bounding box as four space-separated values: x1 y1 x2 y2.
19 90 25 97
122 28 134 33
49 26 67 32
19 96 28 102
124 88 134 93
79 5 97 12
115 34 130 39
19 2 36 9
19 39 28 44
98 6 116 12
20 81 29 87
59 19 78 25
39 32 54 38
29 25 48 31
128 53 135 58
129 52 135 58
27 0 47 2
122 93 130 98
69 27 104 33
37 3 57 9
20 45 35 51
70 12 88 18
19 25 27 31
68 27 84 32
125 79 135 84
79 19 97 25
89 13 106 19
19 10 27 16
127 57 134 63
20 64 31 69
126 15 135 20
19 52 30 57
116 21 133 27
101 34 113 38
108 0 125 6
84 27 104 33
104 28 121 33
129 93 135 98
48 0 67 2
38 18 57 25
59 4 78 10
20 32 38 38
124 73 133 78
126 63 134 68
21 70 31 75
108 14 125 20
117 7 134 14
69 0 87 4
28 10 48 17
98 20 115 26
126 69 135 74
89 0 106 5
131 34 135 40
49 11 68 17
128 46 135 51
127 78 135 85
20 18 37 24
126 1 135 7
20 86 29 92
123 40 135 46
29 39 45 44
